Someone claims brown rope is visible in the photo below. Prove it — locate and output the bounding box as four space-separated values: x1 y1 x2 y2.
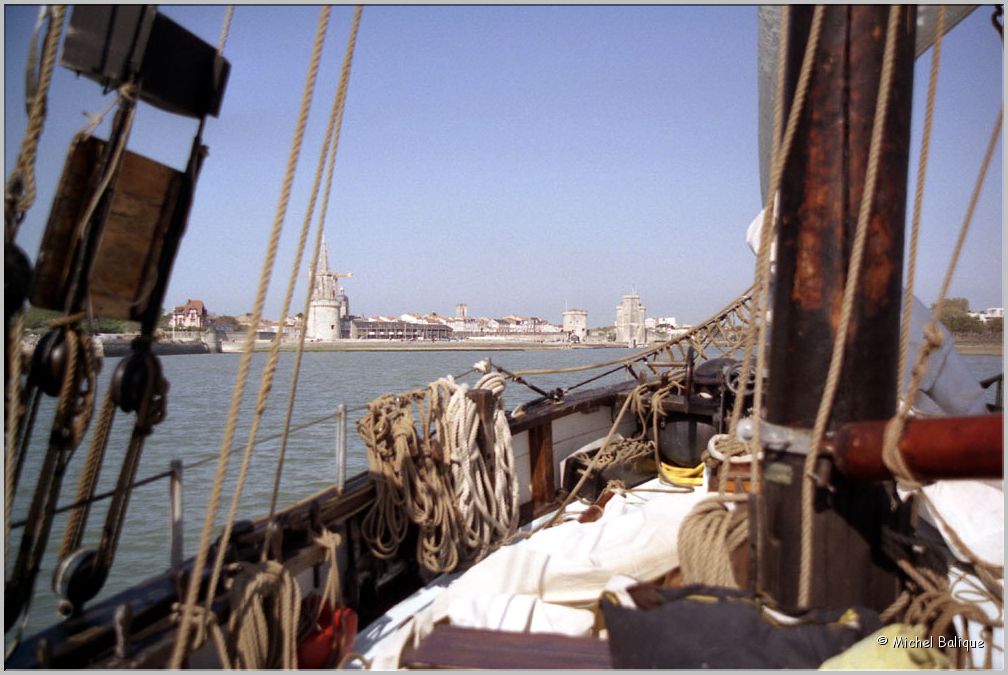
897 6 945 394
170 8 333 667
217 5 235 53
5 312 27 557
678 498 748 587
59 392 116 559
728 6 824 501
227 560 302 669
799 5 903 608
5 5 64 241
881 104 1003 488
271 5 364 518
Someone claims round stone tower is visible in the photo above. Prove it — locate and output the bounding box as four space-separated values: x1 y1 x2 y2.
306 239 344 341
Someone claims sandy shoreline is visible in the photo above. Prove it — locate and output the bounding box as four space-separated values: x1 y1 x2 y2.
223 340 625 353
953 339 1003 357
217 336 1005 356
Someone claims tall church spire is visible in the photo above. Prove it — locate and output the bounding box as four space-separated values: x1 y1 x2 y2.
318 237 331 275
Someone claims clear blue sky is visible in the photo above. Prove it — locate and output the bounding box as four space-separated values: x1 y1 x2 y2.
4 5 1003 326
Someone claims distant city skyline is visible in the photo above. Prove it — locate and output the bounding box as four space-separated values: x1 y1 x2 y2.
5 6 1002 326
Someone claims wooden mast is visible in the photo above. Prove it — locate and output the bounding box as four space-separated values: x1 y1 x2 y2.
754 5 917 610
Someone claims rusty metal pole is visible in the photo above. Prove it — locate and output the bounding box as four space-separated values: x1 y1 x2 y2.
755 5 916 611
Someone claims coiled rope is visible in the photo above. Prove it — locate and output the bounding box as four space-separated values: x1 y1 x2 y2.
227 560 302 669
359 371 518 574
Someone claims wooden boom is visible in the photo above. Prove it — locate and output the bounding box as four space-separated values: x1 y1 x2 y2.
830 414 1003 482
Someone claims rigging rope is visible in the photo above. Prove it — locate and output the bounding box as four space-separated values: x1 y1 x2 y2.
5 4 64 241
5 318 96 641
271 5 364 518
217 5 235 52
170 7 333 668
882 105 1004 491
897 6 945 393
680 6 824 590
4 312 26 558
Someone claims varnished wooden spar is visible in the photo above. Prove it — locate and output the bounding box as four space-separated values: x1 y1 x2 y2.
830 414 1003 482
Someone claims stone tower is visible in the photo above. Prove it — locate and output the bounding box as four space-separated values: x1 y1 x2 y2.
615 293 646 347
306 239 348 341
562 309 588 342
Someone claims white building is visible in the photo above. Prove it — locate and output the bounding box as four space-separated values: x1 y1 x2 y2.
615 293 647 347
562 309 588 342
305 239 351 341
171 299 207 330
970 307 1004 324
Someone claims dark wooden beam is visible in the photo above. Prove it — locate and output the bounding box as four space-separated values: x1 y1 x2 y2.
757 5 917 612
403 625 611 669
528 422 556 516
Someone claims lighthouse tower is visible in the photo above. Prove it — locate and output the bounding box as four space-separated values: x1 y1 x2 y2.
306 239 350 341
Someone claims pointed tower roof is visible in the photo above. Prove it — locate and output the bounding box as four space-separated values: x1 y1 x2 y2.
318 238 330 275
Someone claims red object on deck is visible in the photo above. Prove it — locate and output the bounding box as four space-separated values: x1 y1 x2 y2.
831 414 1003 481
297 604 358 669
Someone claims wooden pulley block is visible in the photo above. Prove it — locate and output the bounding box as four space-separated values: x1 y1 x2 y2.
31 135 184 321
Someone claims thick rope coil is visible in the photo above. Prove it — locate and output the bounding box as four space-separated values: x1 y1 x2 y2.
678 498 748 588
226 560 303 670
358 372 517 574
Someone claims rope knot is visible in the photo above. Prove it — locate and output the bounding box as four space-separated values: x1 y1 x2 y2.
117 83 139 102
922 322 945 351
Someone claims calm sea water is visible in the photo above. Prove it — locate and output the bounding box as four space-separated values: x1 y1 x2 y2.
6 347 1003 640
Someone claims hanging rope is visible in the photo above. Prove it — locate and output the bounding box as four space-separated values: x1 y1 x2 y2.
897 6 945 393
358 372 518 574
5 5 64 241
882 105 1003 489
270 5 364 518
881 558 1002 668
4 312 27 558
170 7 333 668
722 4 824 467
682 7 825 585
5 318 96 642
798 6 903 608
217 5 235 52
58 392 116 559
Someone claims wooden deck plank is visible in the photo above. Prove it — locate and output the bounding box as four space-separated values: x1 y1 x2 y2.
404 625 611 670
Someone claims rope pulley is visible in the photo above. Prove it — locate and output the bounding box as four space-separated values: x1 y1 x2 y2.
29 328 73 398
109 339 167 428
51 546 100 617
5 242 33 327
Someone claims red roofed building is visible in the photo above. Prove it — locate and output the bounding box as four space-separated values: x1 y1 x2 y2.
172 299 208 330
